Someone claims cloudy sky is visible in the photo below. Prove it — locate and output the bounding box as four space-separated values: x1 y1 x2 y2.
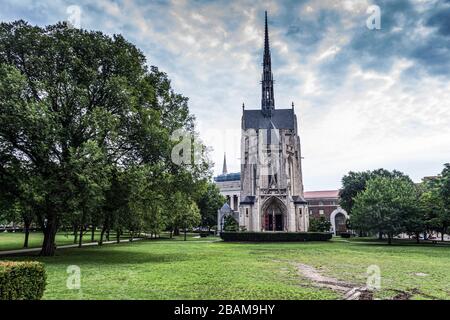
1 0 449 190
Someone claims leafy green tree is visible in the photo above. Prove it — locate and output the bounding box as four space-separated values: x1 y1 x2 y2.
0 152 45 247
352 176 418 244
340 169 412 238
340 171 373 214
438 163 450 240
100 169 128 244
418 178 445 241
69 141 110 247
15 176 42 248
126 165 171 240
197 183 226 231
0 21 148 255
0 19 214 254
0 20 211 255
417 164 450 241
403 194 426 243
0 201 20 229
168 191 201 240
182 201 201 241
308 216 332 232
340 169 412 213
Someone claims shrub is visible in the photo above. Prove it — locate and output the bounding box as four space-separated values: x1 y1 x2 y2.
309 217 332 232
223 215 239 232
0 261 47 300
220 232 332 242
340 232 352 238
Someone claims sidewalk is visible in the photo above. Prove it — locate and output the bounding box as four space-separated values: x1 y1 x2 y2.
0 238 143 256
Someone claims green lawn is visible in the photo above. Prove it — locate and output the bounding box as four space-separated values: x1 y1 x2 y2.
0 231 136 251
1 235 450 300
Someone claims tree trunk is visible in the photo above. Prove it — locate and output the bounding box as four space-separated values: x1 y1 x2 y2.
174 227 180 236
40 216 57 256
73 225 78 244
23 220 31 248
78 226 84 248
170 230 173 239
387 233 392 245
184 229 187 241
106 230 110 241
99 227 106 245
130 231 134 242
91 226 95 242
378 232 383 240
415 232 420 244
116 229 120 243
441 230 445 242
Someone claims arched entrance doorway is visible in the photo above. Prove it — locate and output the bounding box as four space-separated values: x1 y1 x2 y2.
262 197 286 231
330 208 349 235
334 213 346 234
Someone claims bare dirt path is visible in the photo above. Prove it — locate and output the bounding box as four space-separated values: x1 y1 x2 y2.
273 259 372 299
288 261 439 300
293 262 373 300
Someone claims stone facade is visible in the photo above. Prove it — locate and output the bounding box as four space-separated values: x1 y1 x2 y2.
239 129 309 232
238 12 308 232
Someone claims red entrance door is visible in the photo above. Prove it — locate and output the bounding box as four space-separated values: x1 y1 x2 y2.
264 214 273 231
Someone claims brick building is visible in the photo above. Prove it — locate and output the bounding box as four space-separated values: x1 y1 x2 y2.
304 190 349 235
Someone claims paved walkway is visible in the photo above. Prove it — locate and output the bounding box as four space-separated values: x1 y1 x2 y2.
0 238 143 256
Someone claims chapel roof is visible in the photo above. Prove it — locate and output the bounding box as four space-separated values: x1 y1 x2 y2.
242 109 296 130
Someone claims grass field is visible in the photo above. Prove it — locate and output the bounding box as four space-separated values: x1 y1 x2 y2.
0 231 135 251
1 234 450 300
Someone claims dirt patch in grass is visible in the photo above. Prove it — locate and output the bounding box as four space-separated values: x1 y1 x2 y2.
293 262 372 300
391 291 413 300
291 262 439 300
389 288 439 300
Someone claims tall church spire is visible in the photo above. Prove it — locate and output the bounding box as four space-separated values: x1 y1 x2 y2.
222 152 227 174
261 11 275 117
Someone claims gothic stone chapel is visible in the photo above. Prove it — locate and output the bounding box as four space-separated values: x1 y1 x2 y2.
239 12 309 232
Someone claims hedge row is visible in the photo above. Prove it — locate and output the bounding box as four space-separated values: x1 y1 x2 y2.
340 232 353 238
220 232 332 242
0 261 47 300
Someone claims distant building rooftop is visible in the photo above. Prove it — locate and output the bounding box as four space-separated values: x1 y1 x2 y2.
304 190 340 199
214 172 241 182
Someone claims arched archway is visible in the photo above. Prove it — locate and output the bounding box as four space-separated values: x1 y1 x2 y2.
330 208 349 235
261 197 287 231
